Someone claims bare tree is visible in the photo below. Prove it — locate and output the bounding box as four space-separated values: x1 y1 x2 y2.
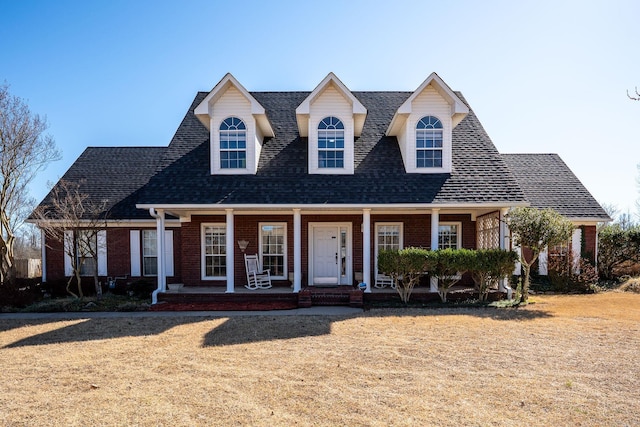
0 83 60 284
32 180 108 299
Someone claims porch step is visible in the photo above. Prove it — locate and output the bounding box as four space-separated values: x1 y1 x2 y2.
308 286 354 306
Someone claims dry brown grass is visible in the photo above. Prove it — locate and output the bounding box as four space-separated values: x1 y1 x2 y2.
618 276 640 293
1 293 639 426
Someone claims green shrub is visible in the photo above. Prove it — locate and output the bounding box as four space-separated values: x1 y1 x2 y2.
468 249 518 301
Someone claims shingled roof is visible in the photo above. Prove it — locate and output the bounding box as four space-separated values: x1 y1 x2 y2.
35 89 608 221
36 146 167 219
502 153 610 220
135 91 527 206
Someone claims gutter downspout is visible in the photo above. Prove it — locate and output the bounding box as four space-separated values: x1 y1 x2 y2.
150 208 166 304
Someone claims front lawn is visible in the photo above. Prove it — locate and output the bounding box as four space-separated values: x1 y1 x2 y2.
0 292 638 426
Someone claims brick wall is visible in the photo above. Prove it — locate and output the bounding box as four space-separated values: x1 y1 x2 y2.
44 227 182 283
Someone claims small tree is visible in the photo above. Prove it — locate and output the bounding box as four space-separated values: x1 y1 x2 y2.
469 249 519 301
0 83 60 284
430 248 473 303
507 207 574 304
378 247 431 304
33 180 108 298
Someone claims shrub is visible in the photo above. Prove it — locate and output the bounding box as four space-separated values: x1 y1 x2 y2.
430 249 474 303
548 249 599 293
128 280 156 299
598 224 640 280
468 249 518 301
378 247 431 303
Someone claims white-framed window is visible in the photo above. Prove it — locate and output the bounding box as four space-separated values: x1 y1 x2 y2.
416 116 443 168
202 224 227 279
318 116 345 168
438 222 462 250
259 223 287 279
219 117 247 169
142 230 158 276
77 230 97 276
375 223 403 274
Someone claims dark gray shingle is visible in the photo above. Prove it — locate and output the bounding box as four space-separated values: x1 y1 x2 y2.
502 153 610 220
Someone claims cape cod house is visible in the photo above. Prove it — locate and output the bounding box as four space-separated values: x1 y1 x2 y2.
32 72 610 305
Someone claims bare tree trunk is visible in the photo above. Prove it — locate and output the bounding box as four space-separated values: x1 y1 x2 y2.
93 271 102 300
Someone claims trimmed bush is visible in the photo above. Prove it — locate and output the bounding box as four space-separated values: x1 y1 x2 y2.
468 249 519 301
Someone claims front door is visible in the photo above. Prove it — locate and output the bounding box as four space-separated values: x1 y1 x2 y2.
309 223 352 286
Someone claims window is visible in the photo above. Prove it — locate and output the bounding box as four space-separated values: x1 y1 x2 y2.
477 212 500 249
77 230 97 276
219 117 246 169
375 223 403 273
142 230 158 276
416 116 443 168
259 223 286 279
438 222 462 250
318 116 344 168
202 224 226 279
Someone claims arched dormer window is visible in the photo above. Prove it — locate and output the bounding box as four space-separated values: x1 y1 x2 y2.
416 116 443 168
318 116 344 168
219 117 247 169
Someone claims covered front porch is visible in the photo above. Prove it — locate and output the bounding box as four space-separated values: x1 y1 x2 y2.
140 204 515 304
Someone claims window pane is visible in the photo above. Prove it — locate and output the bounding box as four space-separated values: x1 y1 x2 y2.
438 225 458 249
204 226 226 277
261 224 285 277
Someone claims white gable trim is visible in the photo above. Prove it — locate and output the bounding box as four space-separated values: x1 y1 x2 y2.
295 72 367 137
386 72 469 136
194 73 274 138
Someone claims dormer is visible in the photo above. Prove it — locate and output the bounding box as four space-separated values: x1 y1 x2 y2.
296 73 367 175
194 73 274 175
386 72 469 174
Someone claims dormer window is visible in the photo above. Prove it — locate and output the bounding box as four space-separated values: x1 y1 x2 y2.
416 116 443 168
219 117 247 169
194 73 274 175
386 73 469 174
318 116 345 168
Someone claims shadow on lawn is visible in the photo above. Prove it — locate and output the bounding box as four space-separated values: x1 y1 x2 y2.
2 306 553 349
1 316 207 348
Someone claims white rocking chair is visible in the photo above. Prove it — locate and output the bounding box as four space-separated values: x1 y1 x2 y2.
244 254 272 290
375 274 396 289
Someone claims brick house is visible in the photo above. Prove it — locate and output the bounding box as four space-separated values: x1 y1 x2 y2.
32 72 610 303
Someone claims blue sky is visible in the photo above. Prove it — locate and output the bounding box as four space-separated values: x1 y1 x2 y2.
1 0 638 216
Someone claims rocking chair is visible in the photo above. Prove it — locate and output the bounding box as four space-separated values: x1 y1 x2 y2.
244 254 272 290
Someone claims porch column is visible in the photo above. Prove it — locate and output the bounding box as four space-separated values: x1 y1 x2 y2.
362 209 371 293
430 208 440 292
499 207 511 296
225 209 234 293
156 209 166 292
293 209 302 293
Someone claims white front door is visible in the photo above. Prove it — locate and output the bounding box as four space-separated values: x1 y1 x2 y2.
309 223 352 286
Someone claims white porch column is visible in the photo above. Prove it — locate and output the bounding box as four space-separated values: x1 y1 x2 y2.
156 209 166 292
150 208 166 304
499 207 510 294
362 209 371 293
225 209 235 293
293 209 302 293
430 208 440 292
